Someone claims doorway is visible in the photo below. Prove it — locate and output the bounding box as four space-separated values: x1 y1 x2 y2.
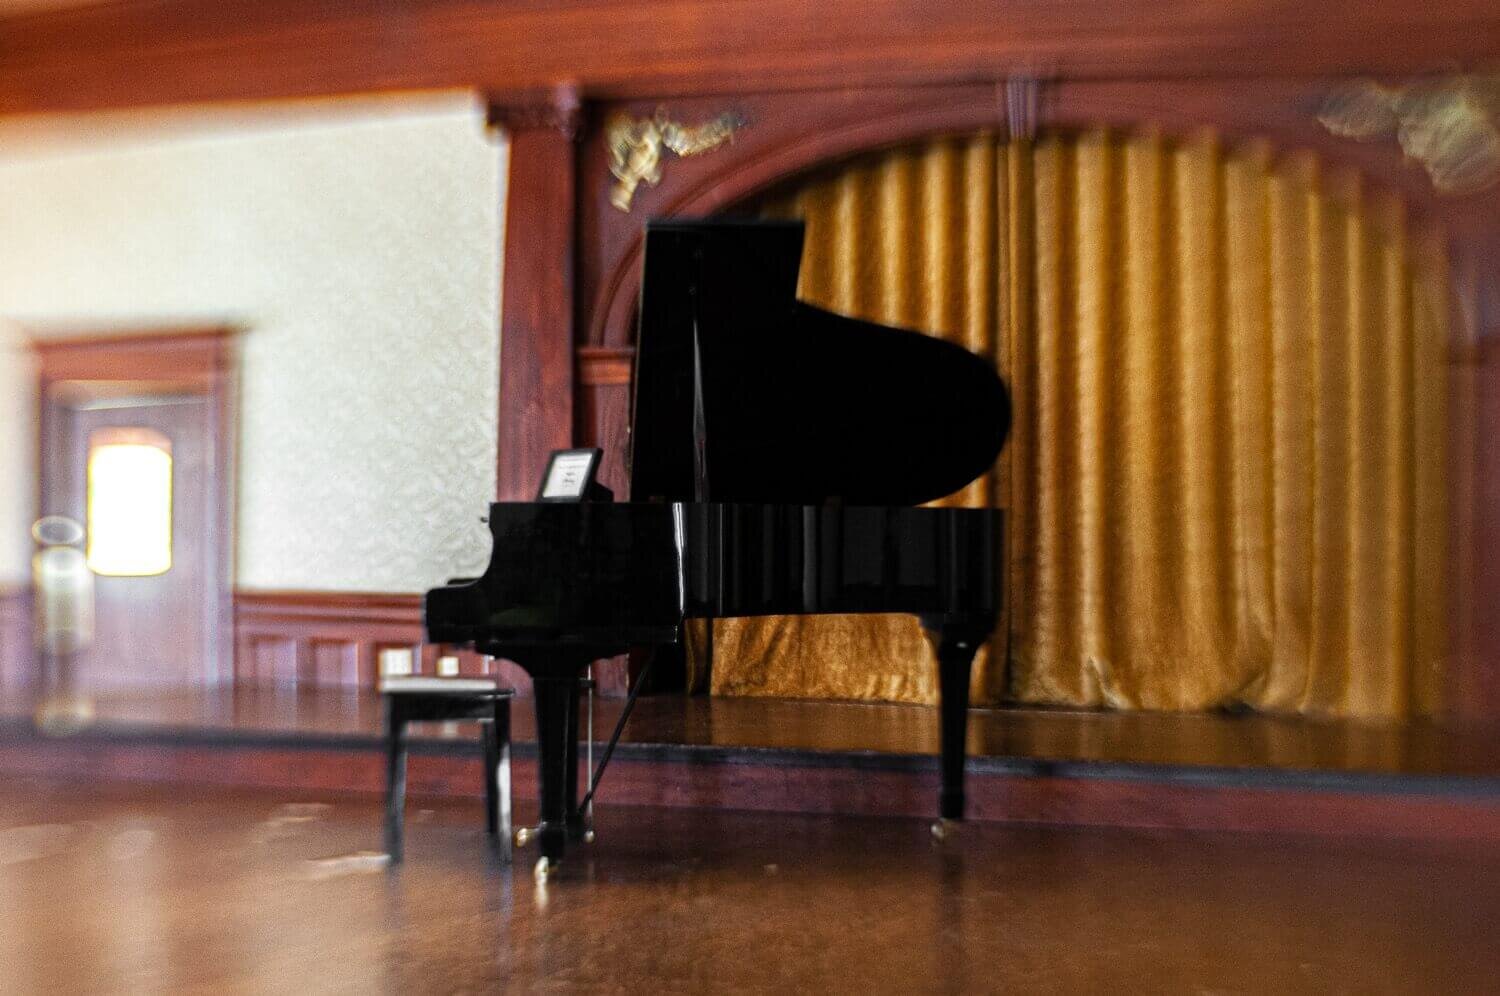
34 330 236 692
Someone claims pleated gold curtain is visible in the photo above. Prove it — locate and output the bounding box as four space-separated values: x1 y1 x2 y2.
702 129 1451 721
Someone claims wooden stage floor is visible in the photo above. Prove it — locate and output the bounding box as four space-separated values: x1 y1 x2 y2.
4 686 1500 843
1 777 1496 993
4 683 1500 786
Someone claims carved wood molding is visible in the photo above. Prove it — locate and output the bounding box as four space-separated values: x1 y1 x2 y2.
29 325 239 384
3 0 1499 115
1318 75 1500 196
605 108 745 211
487 83 584 139
577 346 635 386
234 589 423 625
581 85 1011 351
580 78 1500 354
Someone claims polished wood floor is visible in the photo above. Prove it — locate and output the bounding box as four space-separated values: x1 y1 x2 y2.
0 777 1496 993
6 683 1500 783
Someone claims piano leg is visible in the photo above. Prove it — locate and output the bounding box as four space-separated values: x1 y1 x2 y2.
922 618 988 826
530 672 579 868
564 679 586 843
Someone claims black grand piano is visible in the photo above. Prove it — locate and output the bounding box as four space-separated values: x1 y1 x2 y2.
427 220 1011 874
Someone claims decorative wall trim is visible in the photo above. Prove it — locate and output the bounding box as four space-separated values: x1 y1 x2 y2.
605 107 744 211
487 83 583 139
582 79 1495 357
577 344 635 494
577 346 635 386
231 589 636 695
30 325 237 385
1318 75 1500 196
1 0 1496 115
234 589 430 689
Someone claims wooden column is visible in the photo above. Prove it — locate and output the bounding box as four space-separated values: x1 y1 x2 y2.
489 86 582 501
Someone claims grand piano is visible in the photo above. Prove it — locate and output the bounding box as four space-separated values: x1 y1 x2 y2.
426 220 1011 874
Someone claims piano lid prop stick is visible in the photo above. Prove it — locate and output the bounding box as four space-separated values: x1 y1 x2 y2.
585 664 594 840
576 648 660 816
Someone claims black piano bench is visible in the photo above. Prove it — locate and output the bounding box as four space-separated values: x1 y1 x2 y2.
380 677 515 864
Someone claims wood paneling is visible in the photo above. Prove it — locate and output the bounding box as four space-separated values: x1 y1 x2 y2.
234 590 426 689
311 639 359 687
230 589 640 694
228 591 633 693
1 0 1498 115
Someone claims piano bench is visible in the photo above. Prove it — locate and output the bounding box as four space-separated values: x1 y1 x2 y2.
379 677 516 864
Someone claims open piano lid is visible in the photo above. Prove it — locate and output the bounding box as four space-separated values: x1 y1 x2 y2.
630 219 1011 506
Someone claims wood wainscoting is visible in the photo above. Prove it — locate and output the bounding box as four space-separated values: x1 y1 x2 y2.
4 588 631 697
231 590 630 695
233 590 430 689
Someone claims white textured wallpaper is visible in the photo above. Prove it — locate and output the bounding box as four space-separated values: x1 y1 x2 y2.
0 94 505 591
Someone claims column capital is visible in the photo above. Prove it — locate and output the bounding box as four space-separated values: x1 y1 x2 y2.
487 82 583 140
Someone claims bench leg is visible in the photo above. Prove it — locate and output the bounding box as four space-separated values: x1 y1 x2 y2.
491 696 512 862
483 717 499 837
384 699 408 863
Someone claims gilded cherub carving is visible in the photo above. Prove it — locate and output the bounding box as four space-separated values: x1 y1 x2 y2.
606 108 745 211
1318 75 1500 196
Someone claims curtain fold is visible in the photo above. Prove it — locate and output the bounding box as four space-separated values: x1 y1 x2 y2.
703 129 1450 721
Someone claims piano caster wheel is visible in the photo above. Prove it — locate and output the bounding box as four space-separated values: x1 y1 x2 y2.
513 826 537 848
930 818 958 842
583 829 596 844
534 856 554 882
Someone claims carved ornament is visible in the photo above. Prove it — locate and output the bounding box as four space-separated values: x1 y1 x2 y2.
1318 75 1500 196
605 107 744 211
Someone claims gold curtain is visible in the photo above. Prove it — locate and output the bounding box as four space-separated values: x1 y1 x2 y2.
701 129 1451 721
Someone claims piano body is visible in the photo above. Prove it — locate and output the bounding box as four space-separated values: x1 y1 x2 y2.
426 220 1011 873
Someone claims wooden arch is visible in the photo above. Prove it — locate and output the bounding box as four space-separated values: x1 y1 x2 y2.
552 77 1500 707
580 77 1496 359
570 78 1496 484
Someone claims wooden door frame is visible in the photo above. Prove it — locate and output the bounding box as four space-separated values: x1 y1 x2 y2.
30 326 239 686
